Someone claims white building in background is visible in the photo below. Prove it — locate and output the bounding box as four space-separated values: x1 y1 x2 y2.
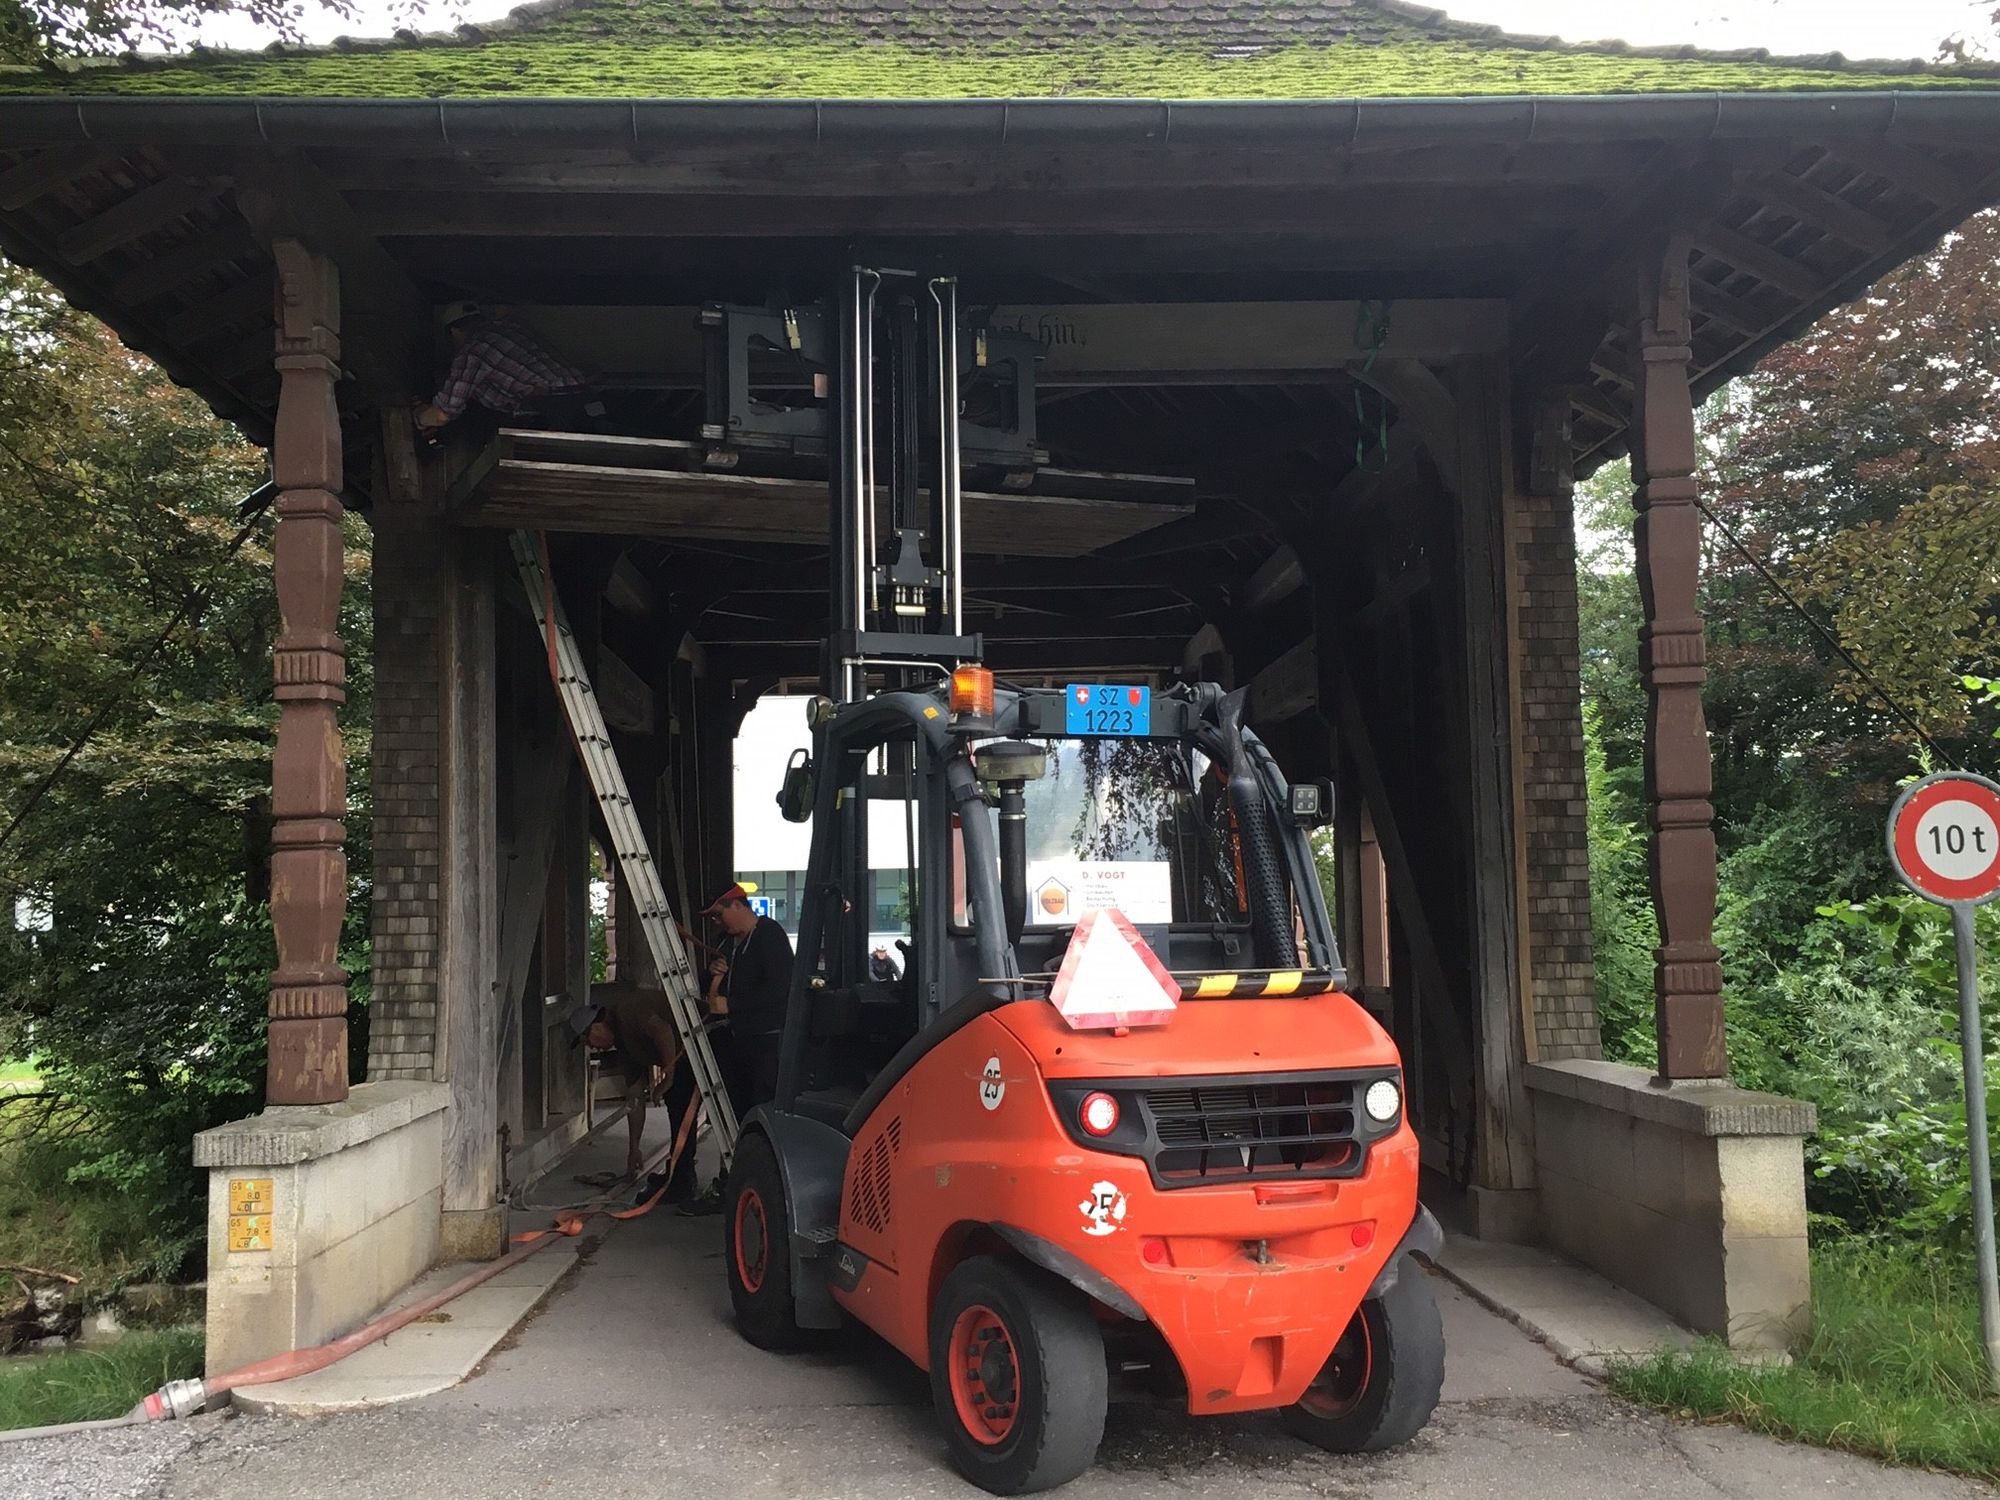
732 696 913 955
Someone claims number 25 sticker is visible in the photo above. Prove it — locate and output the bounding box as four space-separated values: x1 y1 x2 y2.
1889 773 2000 908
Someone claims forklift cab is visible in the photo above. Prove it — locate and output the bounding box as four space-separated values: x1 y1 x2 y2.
770 677 1341 1136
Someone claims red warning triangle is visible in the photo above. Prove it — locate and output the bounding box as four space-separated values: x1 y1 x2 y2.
1048 909 1180 1032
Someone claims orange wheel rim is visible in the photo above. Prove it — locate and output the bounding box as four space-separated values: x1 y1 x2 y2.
948 1304 1020 1445
1300 1310 1373 1419
734 1187 768 1294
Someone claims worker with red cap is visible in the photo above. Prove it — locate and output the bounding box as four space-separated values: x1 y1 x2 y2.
701 881 795 1113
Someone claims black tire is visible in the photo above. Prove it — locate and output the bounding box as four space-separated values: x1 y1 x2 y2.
928 1255 1108 1495
723 1131 805 1351
1282 1260 1444 1454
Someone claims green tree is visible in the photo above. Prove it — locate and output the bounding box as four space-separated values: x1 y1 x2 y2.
0 257 370 1273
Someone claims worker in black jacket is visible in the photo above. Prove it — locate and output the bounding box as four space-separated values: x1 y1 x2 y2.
702 883 795 1114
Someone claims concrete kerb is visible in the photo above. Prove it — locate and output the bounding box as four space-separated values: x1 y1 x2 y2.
229 1235 583 1416
1430 1235 1696 1380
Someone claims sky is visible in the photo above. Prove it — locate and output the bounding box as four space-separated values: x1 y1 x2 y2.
190 0 1995 62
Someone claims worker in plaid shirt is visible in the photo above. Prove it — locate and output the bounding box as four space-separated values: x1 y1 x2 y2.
415 301 592 433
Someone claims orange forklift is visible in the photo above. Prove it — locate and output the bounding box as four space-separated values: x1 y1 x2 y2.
716 267 1442 1493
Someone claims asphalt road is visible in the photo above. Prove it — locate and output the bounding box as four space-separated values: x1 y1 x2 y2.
3 1135 1986 1500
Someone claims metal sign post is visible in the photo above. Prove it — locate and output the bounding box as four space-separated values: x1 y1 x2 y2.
1887 771 2000 1394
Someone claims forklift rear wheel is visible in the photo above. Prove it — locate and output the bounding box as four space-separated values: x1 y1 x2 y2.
929 1256 1108 1495
1282 1260 1444 1454
724 1131 806 1350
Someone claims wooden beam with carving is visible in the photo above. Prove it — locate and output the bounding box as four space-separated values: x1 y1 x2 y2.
235 154 430 399
1631 238 1727 1081
263 239 350 1105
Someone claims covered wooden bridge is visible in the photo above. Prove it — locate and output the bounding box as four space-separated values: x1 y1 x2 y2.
2 0 1997 1368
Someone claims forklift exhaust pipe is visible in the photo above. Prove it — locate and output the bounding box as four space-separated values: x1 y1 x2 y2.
1217 689 1298 970
998 779 1028 946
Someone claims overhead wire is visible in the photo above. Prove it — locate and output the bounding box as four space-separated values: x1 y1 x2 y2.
1692 492 1959 770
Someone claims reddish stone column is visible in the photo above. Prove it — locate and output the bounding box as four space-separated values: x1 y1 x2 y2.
1630 239 1727 1080
265 239 350 1105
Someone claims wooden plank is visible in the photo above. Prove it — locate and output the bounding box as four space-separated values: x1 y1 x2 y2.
57 175 229 265
1244 544 1306 612
1747 170 1900 258
112 221 262 305
0 144 117 213
349 182 1606 239
1822 139 1969 210
1453 355 1534 1193
162 273 272 345
502 300 1506 392
461 459 1190 558
1691 224 1832 302
1688 276 1782 338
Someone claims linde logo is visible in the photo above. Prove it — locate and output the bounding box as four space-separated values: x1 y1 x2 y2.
988 311 1087 349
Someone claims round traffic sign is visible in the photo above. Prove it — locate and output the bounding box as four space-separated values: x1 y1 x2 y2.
1888 772 2000 907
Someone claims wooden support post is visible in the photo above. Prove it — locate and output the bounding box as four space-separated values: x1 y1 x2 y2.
265 240 349 1105
1631 239 1727 1081
1452 356 1535 1198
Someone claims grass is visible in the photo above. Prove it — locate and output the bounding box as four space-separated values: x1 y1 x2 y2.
0 1109 190 1291
1609 1240 2000 1481
0 1329 202 1431
0 1059 37 1084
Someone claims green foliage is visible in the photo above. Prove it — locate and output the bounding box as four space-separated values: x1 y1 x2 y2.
0 1328 201 1431
1583 701 1654 1067
0 1108 185 1289
0 256 371 1269
1608 1241 2000 1482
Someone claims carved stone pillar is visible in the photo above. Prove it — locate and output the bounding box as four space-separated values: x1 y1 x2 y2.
265 240 350 1104
1630 239 1726 1080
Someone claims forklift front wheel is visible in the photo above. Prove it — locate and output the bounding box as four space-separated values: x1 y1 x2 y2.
1282 1258 1444 1454
929 1256 1108 1495
724 1131 806 1350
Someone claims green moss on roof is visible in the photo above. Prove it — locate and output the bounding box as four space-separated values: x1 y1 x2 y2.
0 0 1990 100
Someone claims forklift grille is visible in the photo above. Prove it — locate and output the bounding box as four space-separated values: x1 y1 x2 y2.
1142 1080 1360 1184
849 1115 902 1235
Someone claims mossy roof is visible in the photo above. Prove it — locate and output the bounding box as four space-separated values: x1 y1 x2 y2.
2 0 1993 101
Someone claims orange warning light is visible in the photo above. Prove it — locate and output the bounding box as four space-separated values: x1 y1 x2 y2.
949 663 994 719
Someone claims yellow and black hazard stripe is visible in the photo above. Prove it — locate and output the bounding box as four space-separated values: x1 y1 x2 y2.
1177 968 1344 1001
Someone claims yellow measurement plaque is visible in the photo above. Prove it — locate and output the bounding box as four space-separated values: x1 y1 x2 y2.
228 1177 273 1215
227 1214 272 1252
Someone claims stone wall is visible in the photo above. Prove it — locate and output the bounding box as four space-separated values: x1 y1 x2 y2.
196 1081 449 1373
368 510 445 1080
1513 475 1600 1061
1528 1059 1815 1354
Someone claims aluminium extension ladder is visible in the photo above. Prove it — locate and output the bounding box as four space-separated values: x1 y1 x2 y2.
509 530 741 1163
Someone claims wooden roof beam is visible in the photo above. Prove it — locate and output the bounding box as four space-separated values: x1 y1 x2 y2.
234 154 430 399
163 273 274 345
57 175 229 265
1745 169 1899 259
0 144 117 212
1818 139 1970 210
1690 224 1824 301
112 220 262 305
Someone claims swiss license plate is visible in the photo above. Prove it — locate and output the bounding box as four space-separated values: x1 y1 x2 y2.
1066 684 1152 737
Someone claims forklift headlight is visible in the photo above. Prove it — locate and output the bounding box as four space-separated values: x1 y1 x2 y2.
1363 1078 1401 1124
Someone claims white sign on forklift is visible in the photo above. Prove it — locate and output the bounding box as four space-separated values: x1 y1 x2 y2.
1047 908 1180 1031
1886 771 2000 1393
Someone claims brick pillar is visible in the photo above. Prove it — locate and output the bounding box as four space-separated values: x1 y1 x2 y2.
265 240 349 1105
1630 240 1726 1080
1519 395 1600 1060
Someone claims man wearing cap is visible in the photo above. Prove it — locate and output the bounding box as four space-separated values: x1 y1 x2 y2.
414 301 594 435
702 882 796 1111
869 944 902 984
569 985 698 1200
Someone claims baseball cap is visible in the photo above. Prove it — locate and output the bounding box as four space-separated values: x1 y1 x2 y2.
700 881 757 915
565 1002 602 1047
438 299 485 330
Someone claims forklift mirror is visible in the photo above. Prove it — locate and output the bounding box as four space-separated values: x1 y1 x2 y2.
1288 779 1334 828
973 740 1048 784
777 748 816 824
